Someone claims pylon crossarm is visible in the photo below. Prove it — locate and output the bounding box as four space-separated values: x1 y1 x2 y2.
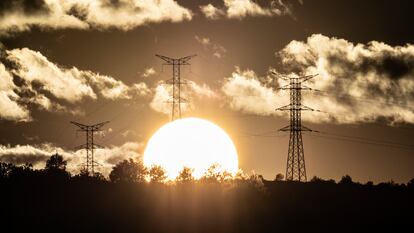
74 144 88 150
70 121 88 130
91 121 110 130
165 97 188 103
299 85 313 91
300 125 314 132
178 54 197 63
297 74 318 84
278 84 292 90
301 105 317 111
92 144 104 149
155 54 175 64
270 71 289 81
279 125 292 131
276 104 292 111
165 79 188 85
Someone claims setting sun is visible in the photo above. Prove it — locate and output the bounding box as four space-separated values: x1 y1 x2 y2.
143 117 238 179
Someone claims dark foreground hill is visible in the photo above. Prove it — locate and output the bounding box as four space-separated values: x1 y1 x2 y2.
1 177 413 233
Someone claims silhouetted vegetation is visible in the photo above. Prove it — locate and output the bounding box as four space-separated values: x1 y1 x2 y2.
109 158 147 183
176 166 195 183
149 165 167 183
0 155 412 233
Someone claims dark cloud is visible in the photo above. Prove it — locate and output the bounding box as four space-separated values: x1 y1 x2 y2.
0 0 193 35
0 0 50 16
0 153 48 165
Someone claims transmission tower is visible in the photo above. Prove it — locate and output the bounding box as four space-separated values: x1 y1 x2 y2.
276 74 318 181
70 121 109 175
156 54 196 121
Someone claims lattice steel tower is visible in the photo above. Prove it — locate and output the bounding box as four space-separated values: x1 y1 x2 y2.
156 54 196 121
70 121 109 175
276 74 318 181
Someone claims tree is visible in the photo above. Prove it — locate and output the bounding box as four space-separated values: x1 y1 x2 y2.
109 159 147 183
200 164 221 183
149 165 167 183
200 164 233 183
310 176 323 182
72 169 106 182
43 153 70 180
8 163 36 180
275 173 284 181
176 167 194 183
45 153 67 170
339 174 353 185
0 162 14 180
408 178 414 189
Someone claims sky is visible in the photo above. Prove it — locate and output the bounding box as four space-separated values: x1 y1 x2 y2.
1 0 414 183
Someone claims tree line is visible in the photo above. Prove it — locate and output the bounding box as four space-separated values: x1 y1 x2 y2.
1 153 413 189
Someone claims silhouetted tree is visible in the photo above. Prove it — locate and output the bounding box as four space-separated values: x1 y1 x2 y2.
0 162 13 180
248 173 265 190
339 174 353 185
109 159 147 183
176 167 194 183
365 181 374 186
310 176 324 183
43 153 70 180
200 164 221 183
200 164 233 183
45 153 67 170
234 169 248 181
8 163 37 181
408 178 414 189
72 169 107 183
149 165 167 183
275 173 284 181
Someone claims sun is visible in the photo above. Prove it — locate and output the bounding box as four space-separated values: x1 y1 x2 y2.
143 117 238 180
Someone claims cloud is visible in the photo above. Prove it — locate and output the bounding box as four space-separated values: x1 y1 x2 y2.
150 80 217 116
222 35 414 125
277 34 414 124
195 35 227 59
0 141 143 177
199 4 225 20
0 0 192 35
200 0 292 20
141 67 156 78
221 67 288 116
149 82 172 115
0 47 150 121
0 63 31 121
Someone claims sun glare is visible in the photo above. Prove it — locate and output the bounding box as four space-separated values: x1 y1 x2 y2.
143 117 239 179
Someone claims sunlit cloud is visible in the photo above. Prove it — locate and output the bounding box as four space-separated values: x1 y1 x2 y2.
200 0 293 20
0 142 143 177
0 47 150 121
221 35 414 124
221 67 288 116
199 4 225 20
0 0 193 35
141 67 156 78
278 34 414 124
195 35 227 59
149 80 217 116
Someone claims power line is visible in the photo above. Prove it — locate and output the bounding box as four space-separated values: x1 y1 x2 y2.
310 91 414 111
307 132 414 151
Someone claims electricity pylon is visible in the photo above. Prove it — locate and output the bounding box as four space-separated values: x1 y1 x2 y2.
156 54 196 121
276 74 318 181
70 121 109 175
